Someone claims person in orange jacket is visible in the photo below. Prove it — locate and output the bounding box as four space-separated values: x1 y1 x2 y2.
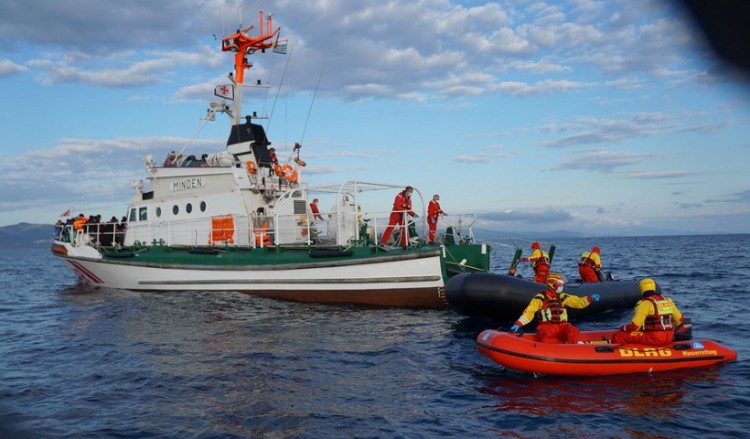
427 194 445 244
578 246 602 282
380 186 416 247
510 273 600 344
519 241 550 283
73 214 88 232
612 278 684 346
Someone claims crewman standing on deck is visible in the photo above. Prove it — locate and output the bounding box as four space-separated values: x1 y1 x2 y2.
427 194 445 244
380 186 416 247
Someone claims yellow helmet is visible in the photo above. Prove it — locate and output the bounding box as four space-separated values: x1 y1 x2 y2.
639 278 656 295
546 273 566 291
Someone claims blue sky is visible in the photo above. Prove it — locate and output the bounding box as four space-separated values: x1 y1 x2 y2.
1 0 749 236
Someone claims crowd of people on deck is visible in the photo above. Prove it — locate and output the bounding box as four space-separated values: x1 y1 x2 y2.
55 213 127 246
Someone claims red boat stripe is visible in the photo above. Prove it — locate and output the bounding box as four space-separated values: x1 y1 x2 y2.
68 260 104 284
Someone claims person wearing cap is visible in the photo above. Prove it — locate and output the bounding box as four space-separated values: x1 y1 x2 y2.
510 273 600 344
519 241 551 283
611 278 684 346
578 246 603 282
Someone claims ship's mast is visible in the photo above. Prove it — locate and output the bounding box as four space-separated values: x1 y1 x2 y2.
221 11 283 126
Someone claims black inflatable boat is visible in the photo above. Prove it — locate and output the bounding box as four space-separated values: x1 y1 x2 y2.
445 272 646 322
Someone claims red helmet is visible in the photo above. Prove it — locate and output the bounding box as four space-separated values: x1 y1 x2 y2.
531 241 540 250
592 246 600 254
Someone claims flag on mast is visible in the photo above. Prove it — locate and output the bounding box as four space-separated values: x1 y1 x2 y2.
214 84 234 100
60 208 72 217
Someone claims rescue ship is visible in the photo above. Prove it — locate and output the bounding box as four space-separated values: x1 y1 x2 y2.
476 325 737 376
50 11 491 307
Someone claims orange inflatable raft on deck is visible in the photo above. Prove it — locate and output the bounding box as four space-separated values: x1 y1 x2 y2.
476 327 737 376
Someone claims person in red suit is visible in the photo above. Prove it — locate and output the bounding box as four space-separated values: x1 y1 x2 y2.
380 186 416 247
519 241 550 283
511 273 600 344
309 198 324 221
427 194 445 244
578 246 602 282
612 278 684 346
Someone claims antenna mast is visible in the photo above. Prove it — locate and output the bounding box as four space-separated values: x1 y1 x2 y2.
220 11 286 125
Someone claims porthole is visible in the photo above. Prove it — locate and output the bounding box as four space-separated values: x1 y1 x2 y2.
200 201 206 212
173 205 179 215
186 203 193 214
156 207 162 217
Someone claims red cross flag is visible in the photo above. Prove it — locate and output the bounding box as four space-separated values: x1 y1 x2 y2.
214 84 234 100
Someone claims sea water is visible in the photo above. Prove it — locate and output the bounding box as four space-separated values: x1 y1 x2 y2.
1 235 749 438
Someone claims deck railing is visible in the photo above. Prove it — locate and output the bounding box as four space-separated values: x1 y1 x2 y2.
54 211 477 249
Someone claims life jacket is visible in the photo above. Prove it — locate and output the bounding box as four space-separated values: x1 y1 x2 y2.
530 250 550 269
579 251 595 268
73 217 88 231
643 295 675 332
534 292 569 323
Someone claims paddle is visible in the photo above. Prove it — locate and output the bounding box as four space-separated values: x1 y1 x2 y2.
548 244 556 263
507 248 522 276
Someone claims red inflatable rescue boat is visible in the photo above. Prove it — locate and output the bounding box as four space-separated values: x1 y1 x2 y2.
477 328 737 376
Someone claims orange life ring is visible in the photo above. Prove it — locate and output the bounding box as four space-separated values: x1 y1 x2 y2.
245 160 257 175
273 163 283 177
281 164 298 182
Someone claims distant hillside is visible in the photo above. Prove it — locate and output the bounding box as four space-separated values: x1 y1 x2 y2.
0 223 53 247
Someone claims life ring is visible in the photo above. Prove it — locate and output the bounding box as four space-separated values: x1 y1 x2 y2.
281 164 298 182
273 163 283 177
245 160 257 175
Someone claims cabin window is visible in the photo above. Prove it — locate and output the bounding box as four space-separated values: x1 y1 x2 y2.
139 207 148 221
173 205 179 215
200 201 206 212
186 203 193 214
129 208 137 222
156 207 162 218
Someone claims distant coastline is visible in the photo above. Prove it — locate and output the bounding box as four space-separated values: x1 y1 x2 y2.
0 223 53 247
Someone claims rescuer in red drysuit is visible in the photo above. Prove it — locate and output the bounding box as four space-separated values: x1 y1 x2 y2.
519 241 550 283
511 273 600 344
612 278 684 346
578 246 602 282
